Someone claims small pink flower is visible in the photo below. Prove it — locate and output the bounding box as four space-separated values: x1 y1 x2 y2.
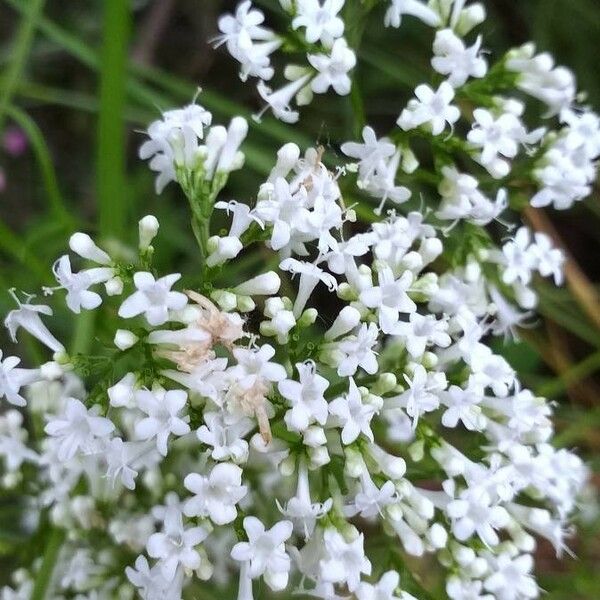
3 127 28 157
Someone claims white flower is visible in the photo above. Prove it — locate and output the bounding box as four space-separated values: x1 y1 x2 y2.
392 313 451 358
279 361 329 432
277 459 332 539
467 108 544 178
506 43 575 115
279 258 338 317
446 577 494 600
197 411 253 463
341 126 396 183
261 297 297 344
329 378 377 444
319 529 371 592
531 151 591 210
254 177 310 251
44 398 114 461
52 255 113 313
104 437 140 490
498 227 537 286
134 388 190 456
126 555 177 600
0 410 38 471
147 506 209 581
0 352 41 407
363 151 412 215
356 570 409 600
384 0 441 28
483 553 538 600
230 344 287 390
346 471 398 518
447 489 510 546
230 517 293 591
359 266 416 334
468 347 515 398
292 0 345 46
397 82 460 136
386 365 446 427
255 75 311 124
336 322 379 377
215 0 273 54
183 463 247 525
215 1 279 82
432 29 487 87
118 272 188 326
532 232 564 285
308 39 357 96
440 384 486 431
4 293 65 353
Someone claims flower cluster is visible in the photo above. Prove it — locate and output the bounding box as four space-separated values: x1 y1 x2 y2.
2 1 599 600
215 0 357 122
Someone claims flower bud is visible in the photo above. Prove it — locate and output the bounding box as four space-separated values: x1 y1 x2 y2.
114 329 139 351
234 272 281 296
456 3 486 36
409 440 425 462
308 445 330 468
298 308 318 328
454 545 476 566
69 232 111 265
206 236 243 267
344 447 365 478
108 373 136 408
217 117 248 173
372 373 397 395
427 523 448 549
236 295 255 313
337 282 357 301
400 251 423 271
419 238 443 264
401 145 419 173
422 351 438 369
105 276 123 296
386 503 403 521
279 454 296 477
269 143 300 181
324 306 361 340
138 215 159 250
303 426 327 447
40 361 62 380
211 290 238 312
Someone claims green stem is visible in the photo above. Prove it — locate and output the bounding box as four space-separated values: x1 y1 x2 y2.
30 527 65 600
190 211 211 277
97 0 131 241
0 0 46 132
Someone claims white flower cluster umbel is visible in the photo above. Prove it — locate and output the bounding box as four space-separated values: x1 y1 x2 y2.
1 1 598 600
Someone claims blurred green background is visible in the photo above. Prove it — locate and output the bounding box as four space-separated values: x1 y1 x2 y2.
0 0 599 598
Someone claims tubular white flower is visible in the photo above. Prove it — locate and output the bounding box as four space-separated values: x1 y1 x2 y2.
4 293 65 354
